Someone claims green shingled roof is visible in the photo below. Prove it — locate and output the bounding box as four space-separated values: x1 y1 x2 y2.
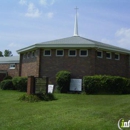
17 36 130 54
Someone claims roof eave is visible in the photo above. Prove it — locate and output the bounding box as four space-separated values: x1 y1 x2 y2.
17 45 36 54
17 44 130 54
0 61 19 64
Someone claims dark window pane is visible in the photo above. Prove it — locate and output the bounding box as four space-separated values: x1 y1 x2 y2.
81 50 87 55
97 52 102 57
106 53 110 58
70 50 76 55
45 50 50 55
115 54 119 59
57 50 63 55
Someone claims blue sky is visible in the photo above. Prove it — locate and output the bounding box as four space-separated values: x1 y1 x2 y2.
0 0 130 56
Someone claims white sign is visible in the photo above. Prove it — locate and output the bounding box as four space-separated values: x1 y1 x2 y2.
70 79 82 91
48 84 54 93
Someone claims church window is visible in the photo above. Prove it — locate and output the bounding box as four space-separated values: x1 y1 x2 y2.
106 52 111 59
44 50 51 56
23 54 26 59
31 51 35 58
56 50 64 56
68 50 77 56
27 52 30 58
97 51 103 58
79 50 88 57
115 53 120 60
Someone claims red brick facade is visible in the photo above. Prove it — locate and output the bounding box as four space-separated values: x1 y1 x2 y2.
19 48 130 84
0 63 19 77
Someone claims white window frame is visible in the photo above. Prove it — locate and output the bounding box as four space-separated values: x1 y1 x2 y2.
115 53 120 60
9 64 15 69
27 52 30 59
23 54 26 59
44 49 51 56
106 52 111 59
79 49 88 57
56 49 64 56
68 49 77 57
97 51 103 58
31 51 35 58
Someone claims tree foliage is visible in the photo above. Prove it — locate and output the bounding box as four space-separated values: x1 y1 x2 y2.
0 51 3 57
4 50 13 57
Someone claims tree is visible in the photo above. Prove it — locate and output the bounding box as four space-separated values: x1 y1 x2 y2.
0 51 3 57
4 50 13 57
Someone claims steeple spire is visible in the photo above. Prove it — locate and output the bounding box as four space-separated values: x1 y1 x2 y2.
73 7 79 36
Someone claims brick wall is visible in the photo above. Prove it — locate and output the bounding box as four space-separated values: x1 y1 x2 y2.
95 51 129 77
40 49 95 84
0 63 19 77
20 49 40 77
19 48 130 84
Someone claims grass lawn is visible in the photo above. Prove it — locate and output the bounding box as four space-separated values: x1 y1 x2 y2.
0 90 130 130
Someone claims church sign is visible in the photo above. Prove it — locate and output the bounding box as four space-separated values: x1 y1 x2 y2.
70 79 82 91
48 84 54 93
35 77 48 94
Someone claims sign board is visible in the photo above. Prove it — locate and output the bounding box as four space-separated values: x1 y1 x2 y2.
35 77 48 94
70 79 82 91
48 84 54 93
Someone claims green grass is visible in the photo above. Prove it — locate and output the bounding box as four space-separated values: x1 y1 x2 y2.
0 90 130 130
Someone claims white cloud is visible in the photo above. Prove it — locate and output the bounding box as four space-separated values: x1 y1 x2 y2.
39 0 47 6
25 3 41 18
115 28 130 49
47 12 54 18
50 0 55 5
19 0 27 5
39 0 55 6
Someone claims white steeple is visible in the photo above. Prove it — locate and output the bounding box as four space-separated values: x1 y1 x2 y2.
73 7 79 36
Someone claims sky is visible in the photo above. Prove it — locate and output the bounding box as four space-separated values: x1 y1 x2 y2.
0 0 130 56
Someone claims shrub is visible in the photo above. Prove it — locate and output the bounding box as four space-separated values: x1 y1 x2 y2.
83 75 130 94
19 93 56 102
56 71 71 93
3 75 12 80
12 77 27 92
0 79 15 90
19 94 40 102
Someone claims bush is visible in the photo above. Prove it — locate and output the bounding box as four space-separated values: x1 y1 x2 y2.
56 71 71 93
3 75 12 80
12 77 27 92
0 79 15 90
83 75 130 94
19 94 40 102
19 93 56 102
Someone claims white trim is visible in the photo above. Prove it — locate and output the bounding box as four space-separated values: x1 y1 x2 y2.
44 49 51 56
106 52 111 59
79 49 88 57
68 49 77 57
27 52 30 59
115 53 120 60
56 49 64 56
9 64 15 69
31 51 35 58
23 53 26 59
97 51 103 58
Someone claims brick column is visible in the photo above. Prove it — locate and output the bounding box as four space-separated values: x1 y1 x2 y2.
27 76 35 95
19 54 22 76
36 49 41 77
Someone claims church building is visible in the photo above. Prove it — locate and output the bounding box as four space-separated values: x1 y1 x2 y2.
0 9 130 83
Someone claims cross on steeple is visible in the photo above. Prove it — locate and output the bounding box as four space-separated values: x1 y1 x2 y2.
75 7 78 14
73 7 79 36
